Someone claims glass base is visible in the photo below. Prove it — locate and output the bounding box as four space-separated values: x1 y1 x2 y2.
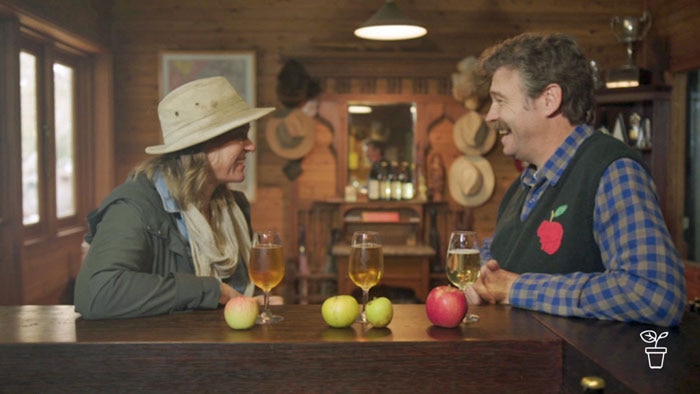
256 310 283 324
463 313 480 323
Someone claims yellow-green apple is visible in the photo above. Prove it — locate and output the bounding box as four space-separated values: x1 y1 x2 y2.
425 286 467 328
224 296 259 330
365 297 393 327
322 295 359 328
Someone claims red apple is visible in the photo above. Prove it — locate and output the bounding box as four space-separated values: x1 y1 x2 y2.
425 285 467 328
224 296 259 330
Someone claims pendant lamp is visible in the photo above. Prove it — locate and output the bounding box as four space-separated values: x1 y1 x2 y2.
354 0 427 41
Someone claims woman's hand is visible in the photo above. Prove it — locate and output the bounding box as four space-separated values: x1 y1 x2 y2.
218 283 243 305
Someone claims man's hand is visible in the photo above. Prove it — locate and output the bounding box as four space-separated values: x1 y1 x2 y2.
473 260 519 304
218 283 243 305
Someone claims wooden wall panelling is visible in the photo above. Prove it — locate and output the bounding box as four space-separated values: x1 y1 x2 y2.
22 231 84 304
655 0 700 72
686 260 700 300
668 74 688 256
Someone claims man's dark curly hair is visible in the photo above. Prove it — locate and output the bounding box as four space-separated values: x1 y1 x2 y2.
478 32 595 125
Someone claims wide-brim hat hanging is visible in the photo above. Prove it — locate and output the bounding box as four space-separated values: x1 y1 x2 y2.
453 111 497 156
276 59 321 109
265 107 315 160
146 76 275 155
448 155 495 207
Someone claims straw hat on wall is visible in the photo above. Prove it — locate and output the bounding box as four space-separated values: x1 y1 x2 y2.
453 111 496 156
448 155 495 207
265 108 316 160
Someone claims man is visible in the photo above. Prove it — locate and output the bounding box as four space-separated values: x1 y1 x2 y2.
363 139 385 165
471 33 686 327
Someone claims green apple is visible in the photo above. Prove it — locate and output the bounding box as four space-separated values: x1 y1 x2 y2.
321 295 359 328
224 296 259 330
365 296 393 327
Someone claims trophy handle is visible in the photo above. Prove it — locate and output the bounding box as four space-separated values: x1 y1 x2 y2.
639 11 652 38
610 16 623 41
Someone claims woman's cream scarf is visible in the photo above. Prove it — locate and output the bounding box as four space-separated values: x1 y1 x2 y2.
181 196 254 296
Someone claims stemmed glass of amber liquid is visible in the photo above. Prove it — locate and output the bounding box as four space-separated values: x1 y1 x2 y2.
248 230 285 324
348 231 384 323
445 230 482 323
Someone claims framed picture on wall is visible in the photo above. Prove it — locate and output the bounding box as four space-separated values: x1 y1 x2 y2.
159 51 258 201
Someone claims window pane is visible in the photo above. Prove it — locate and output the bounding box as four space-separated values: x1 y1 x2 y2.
20 51 39 225
54 62 75 218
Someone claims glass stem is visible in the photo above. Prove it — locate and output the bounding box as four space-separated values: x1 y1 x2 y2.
263 291 270 316
361 289 369 320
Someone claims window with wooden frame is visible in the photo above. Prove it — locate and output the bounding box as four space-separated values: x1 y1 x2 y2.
19 31 94 242
1 9 111 304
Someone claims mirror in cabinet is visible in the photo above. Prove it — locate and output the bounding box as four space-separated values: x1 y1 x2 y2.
347 102 415 197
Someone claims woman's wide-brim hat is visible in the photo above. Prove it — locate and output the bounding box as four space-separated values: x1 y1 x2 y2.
448 155 495 207
146 76 275 155
453 111 496 156
265 107 315 160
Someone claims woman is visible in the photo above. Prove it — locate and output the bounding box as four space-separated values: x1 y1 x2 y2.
74 76 274 319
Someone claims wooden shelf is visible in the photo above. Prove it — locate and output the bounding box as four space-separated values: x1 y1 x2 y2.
594 85 672 229
595 85 672 104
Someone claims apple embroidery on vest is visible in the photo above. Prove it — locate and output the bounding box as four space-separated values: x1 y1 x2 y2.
536 205 568 255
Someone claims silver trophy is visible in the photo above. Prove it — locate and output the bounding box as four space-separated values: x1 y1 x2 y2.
607 12 652 87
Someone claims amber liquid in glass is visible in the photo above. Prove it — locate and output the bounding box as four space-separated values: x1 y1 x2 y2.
249 244 285 292
348 243 384 291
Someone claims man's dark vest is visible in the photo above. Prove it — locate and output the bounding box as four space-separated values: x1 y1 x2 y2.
490 132 647 274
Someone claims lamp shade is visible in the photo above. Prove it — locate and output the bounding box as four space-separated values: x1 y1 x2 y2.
354 0 427 41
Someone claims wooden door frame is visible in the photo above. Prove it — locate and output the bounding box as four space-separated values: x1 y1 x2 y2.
0 15 23 304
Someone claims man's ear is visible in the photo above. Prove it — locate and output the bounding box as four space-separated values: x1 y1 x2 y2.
541 83 563 118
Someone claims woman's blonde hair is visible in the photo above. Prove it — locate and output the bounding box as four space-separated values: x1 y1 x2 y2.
130 151 234 238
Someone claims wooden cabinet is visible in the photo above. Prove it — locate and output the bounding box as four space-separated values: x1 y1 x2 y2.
330 200 444 302
594 85 672 221
336 201 426 245
294 199 456 304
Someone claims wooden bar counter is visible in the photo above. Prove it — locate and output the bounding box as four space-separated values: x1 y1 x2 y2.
1 304 698 393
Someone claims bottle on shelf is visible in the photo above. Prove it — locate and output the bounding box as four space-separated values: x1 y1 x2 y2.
402 162 414 200
391 161 403 200
367 162 380 201
379 161 392 201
